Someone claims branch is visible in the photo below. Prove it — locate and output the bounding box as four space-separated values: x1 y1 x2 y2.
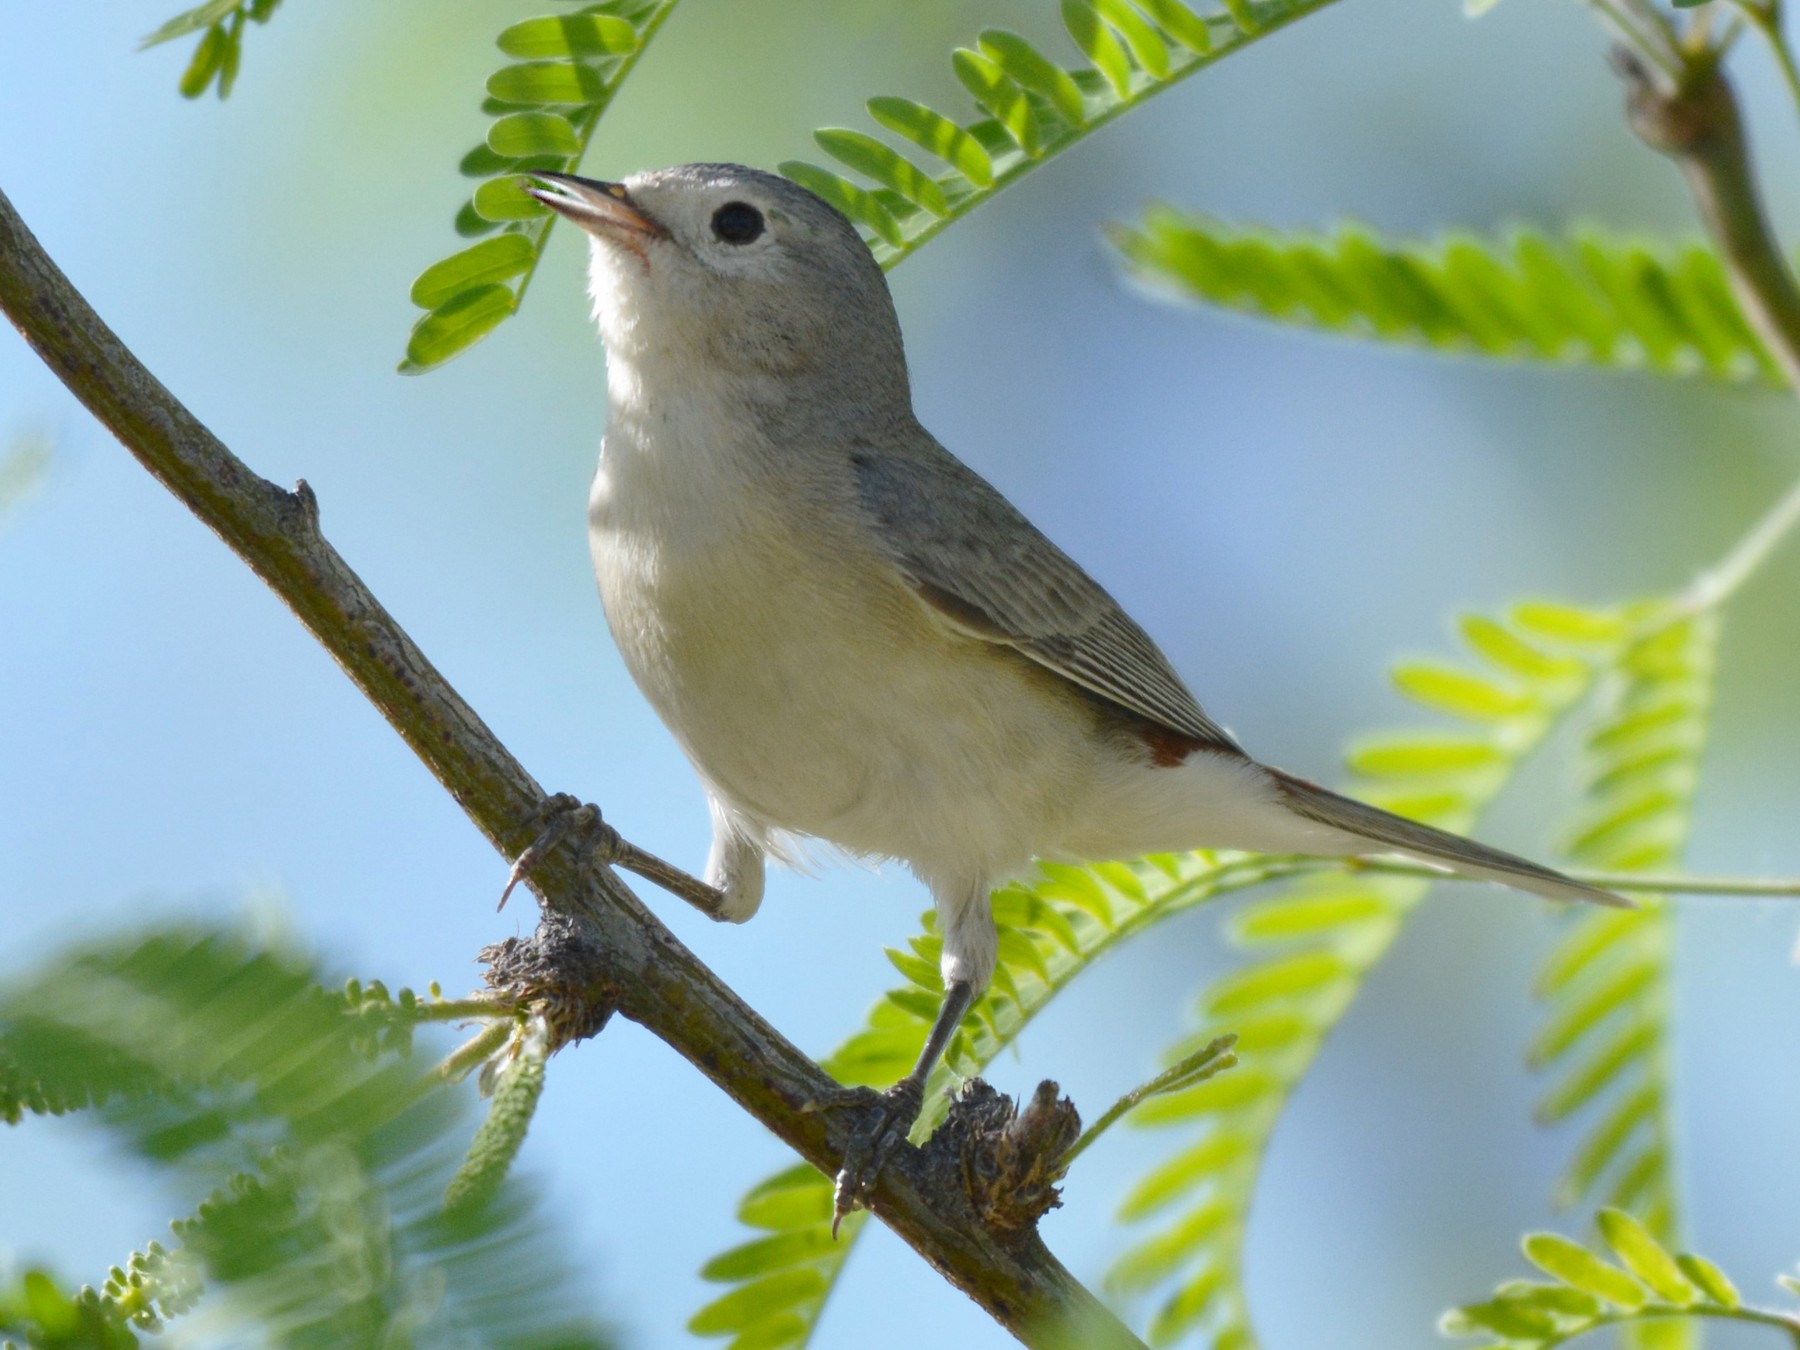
0 186 1144 1350
1616 48 1800 388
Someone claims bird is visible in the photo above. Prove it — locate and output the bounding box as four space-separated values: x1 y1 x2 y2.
522 162 1623 1223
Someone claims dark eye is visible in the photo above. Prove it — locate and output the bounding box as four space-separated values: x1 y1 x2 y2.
711 201 765 245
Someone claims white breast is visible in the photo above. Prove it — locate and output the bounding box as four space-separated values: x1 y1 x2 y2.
588 360 1091 889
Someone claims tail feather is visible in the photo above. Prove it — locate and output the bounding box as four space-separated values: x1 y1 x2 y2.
1268 768 1630 908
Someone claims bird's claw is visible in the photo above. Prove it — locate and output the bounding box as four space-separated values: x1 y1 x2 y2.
500 792 624 910
831 1077 925 1237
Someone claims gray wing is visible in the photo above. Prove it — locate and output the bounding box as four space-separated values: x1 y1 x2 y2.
850 443 1245 756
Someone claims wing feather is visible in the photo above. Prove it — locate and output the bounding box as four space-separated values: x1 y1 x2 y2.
850 442 1244 756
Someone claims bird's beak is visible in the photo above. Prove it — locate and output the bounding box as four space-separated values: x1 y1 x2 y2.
523 173 668 243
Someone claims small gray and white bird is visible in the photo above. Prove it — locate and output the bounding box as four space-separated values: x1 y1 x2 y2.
525 163 1621 1213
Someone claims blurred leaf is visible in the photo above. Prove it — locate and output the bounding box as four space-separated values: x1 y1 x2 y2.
1 924 614 1348
0 431 51 527
1111 213 1778 384
1110 603 1624 1348
147 0 279 99
1598 1208 1696 1304
1390 662 1533 720
1524 1233 1648 1309
1533 611 1716 1294
1443 1220 1791 1348
1064 1036 1238 1166
1675 1255 1738 1308
444 1016 550 1215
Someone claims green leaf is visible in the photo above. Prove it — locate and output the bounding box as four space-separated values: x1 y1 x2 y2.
401 285 516 372
402 0 680 370
736 1166 835 1231
143 0 241 46
487 111 583 158
1063 0 1136 97
1202 951 1346 1015
1347 736 1502 778
1108 1201 1230 1293
756 0 1341 279
687 1270 827 1335
1146 1264 1226 1344
1528 960 1656 1066
495 13 638 58
409 234 537 309
1535 614 1714 1256
777 162 904 247
148 0 283 97
444 1018 548 1214
0 925 615 1348
1460 614 1585 681
1115 1131 1248 1220
1446 1295 1562 1340
1111 596 1616 1345
1229 893 1393 943
1135 0 1214 50
952 49 1043 155
1674 1253 1738 1307
1537 1018 1657 1122
693 850 1291 1346
1536 908 1645 996
178 23 229 98
1391 662 1533 720
865 96 995 188
1093 0 1173 76
1512 601 1627 645
1555 1088 1655 1209
1450 1220 1765 1349
473 174 551 222
1110 215 1778 384
1597 1208 1695 1304
813 129 951 216
976 29 1089 125
485 60 610 105
698 1228 837 1283
1523 1233 1648 1310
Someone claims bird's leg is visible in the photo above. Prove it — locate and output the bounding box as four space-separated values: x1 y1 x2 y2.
831 976 977 1234
501 792 729 917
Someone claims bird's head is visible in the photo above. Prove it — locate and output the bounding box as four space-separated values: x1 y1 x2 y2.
526 163 907 396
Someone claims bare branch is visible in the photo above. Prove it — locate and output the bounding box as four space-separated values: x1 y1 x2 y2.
0 185 1144 1349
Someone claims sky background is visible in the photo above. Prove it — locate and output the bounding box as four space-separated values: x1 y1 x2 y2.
4 1 1800 1346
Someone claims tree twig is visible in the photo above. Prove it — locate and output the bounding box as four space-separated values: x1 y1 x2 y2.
0 186 1145 1350
1615 48 1800 388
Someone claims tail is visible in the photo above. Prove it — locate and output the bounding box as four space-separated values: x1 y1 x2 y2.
1267 768 1629 907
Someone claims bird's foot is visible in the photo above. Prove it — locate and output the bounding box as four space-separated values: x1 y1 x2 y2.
831 1076 926 1236
501 792 730 918
499 793 623 910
